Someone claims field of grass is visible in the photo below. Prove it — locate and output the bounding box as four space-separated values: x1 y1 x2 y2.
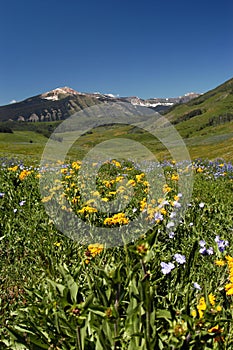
0 156 233 349
0 120 233 162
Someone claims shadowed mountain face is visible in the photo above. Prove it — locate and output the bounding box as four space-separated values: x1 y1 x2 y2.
0 86 200 123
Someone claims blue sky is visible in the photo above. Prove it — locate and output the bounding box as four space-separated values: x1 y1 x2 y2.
0 0 232 105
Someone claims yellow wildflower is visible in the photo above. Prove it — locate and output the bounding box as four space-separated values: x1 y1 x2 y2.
19 169 32 181
87 243 104 257
214 259 226 266
104 213 129 226
171 174 179 181
160 207 167 215
163 184 171 193
191 310 197 317
41 195 53 203
208 293 216 306
225 283 233 295
78 206 98 214
8 165 18 172
197 297 206 318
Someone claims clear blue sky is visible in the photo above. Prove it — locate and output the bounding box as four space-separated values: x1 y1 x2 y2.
0 0 232 105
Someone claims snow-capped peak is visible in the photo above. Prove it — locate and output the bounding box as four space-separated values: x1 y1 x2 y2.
41 86 83 101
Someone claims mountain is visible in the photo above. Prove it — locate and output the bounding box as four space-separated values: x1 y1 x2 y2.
165 77 233 137
0 87 200 123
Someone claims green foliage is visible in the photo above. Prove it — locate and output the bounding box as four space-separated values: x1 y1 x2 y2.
0 158 233 349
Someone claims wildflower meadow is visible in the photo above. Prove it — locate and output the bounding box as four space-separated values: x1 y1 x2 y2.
0 157 233 349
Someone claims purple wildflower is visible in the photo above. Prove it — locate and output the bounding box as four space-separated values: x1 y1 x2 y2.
174 253 186 265
193 282 202 290
161 262 175 275
215 235 229 253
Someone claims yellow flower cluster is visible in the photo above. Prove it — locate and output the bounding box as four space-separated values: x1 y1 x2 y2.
163 184 171 193
197 297 206 318
135 173 145 182
8 165 18 172
111 160 121 168
225 255 233 295
78 206 98 215
171 174 179 181
87 243 104 257
104 213 129 226
71 161 81 170
193 293 221 319
19 169 32 181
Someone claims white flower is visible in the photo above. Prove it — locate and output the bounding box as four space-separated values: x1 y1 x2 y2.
193 282 202 290
167 221 175 229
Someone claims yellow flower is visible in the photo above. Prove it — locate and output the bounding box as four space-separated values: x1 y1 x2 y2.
171 174 179 181
111 160 121 167
225 283 233 295
71 161 81 170
197 297 206 318
8 165 18 172
160 207 167 215
216 305 222 312
163 184 171 193
208 325 222 333
54 242 61 247
214 259 226 266
196 167 203 173
136 173 145 182
78 206 98 214
41 195 53 203
208 293 216 306
87 243 104 257
191 310 197 317
140 199 147 211
127 179 136 187
19 169 32 181
104 213 129 226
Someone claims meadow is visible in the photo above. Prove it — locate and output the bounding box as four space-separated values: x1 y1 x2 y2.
0 155 233 349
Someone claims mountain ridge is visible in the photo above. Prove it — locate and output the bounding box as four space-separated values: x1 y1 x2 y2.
0 87 200 123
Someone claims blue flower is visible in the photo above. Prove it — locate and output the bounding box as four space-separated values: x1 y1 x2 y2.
193 282 202 290
161 262 175 275
215 235 229 253
174 253 186 265
0 192 5 198
154 212 163 222
206 247 214 255
199 240 206 247
169 231 175 239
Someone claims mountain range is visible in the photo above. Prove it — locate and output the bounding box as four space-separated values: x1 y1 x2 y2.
0 87 200 123
0 77 232 161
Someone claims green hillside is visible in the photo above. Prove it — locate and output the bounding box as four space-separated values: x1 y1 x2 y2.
165 77 233 137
